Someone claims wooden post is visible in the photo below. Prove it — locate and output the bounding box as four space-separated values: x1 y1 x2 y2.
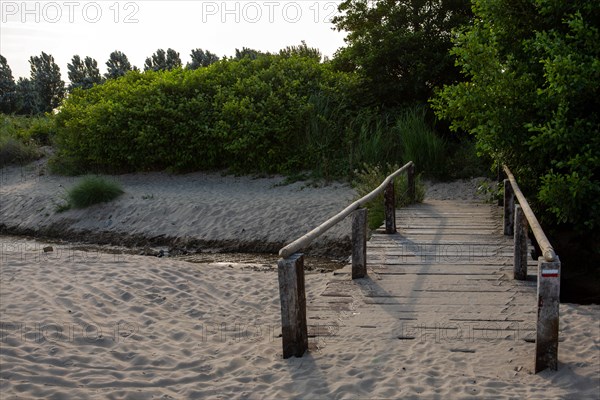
384 181 396 234
514 204 528 280
277 253 308 358
407 162 416 203
535 256 561 373
497 164 503 206
352 208 367 279
503 179 515 236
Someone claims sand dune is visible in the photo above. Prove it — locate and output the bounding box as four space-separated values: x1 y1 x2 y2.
0 162 356 256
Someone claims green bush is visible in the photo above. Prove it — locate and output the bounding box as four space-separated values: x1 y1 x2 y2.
0 114 45 166
52 53 454 181
432 0 600 235
0 136 40 167
0 114 56 144
26 116 56 145
53 55 360 175
353 163 425 230
66 176 124 209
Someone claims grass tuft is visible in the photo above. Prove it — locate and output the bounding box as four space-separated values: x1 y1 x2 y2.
66 176 124 209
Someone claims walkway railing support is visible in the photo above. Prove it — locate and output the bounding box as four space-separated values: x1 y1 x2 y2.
503 179 515 235
502 165 560 373
277 253 308 358
352 208 368 279
514 204 528 280
408 162 415 203
277 162 415 359
536 256 561 373
384 182 396 234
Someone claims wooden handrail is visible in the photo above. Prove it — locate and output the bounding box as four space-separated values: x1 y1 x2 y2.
503 165 556 262
278 161 414 258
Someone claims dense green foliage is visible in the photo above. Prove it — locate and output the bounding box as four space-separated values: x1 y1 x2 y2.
0 114 52 166
53 55 360 174
332 0 472 107
52 53 454 178
66 176 124 209
279 41 322 61
432 0 600 236
0 114 55 144
234 48 267 60
14 78 40 115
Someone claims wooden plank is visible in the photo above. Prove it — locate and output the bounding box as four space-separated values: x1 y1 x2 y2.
300 198 538 369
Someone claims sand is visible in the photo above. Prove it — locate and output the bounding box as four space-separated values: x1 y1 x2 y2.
0 161 356 256
1 163 598 399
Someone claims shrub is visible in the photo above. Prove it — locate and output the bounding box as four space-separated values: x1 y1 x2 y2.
52 53 452 182
0 114 56 144
432 0 600 235
53 55 360 175
66 176 124 209
25 116 56 145
0 136 40 166
0 114 54 167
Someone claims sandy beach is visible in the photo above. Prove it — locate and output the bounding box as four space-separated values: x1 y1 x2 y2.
1 162 599 399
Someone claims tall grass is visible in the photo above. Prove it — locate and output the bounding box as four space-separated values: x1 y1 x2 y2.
348 109 401 168
304 93 349 179
304 97 447 180
0 137 40 167
0 114 48 167
393 107 446 176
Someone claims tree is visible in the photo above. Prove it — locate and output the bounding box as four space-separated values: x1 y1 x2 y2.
68 55 103 91
332 0 472 107
0 55 17 113
105 50 136 79
144 48 182 71
187 48 220 69
279 41 321 61
234 47 267 60
15 77 40 115
432 1 600 236
29 52 65 113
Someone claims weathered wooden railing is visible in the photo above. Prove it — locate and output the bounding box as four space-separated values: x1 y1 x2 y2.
502 165 561 373
277 161 415 358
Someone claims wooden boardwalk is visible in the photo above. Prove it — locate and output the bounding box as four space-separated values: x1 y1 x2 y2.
307 199 539 349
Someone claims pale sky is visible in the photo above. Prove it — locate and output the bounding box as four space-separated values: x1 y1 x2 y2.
0 0 347 81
